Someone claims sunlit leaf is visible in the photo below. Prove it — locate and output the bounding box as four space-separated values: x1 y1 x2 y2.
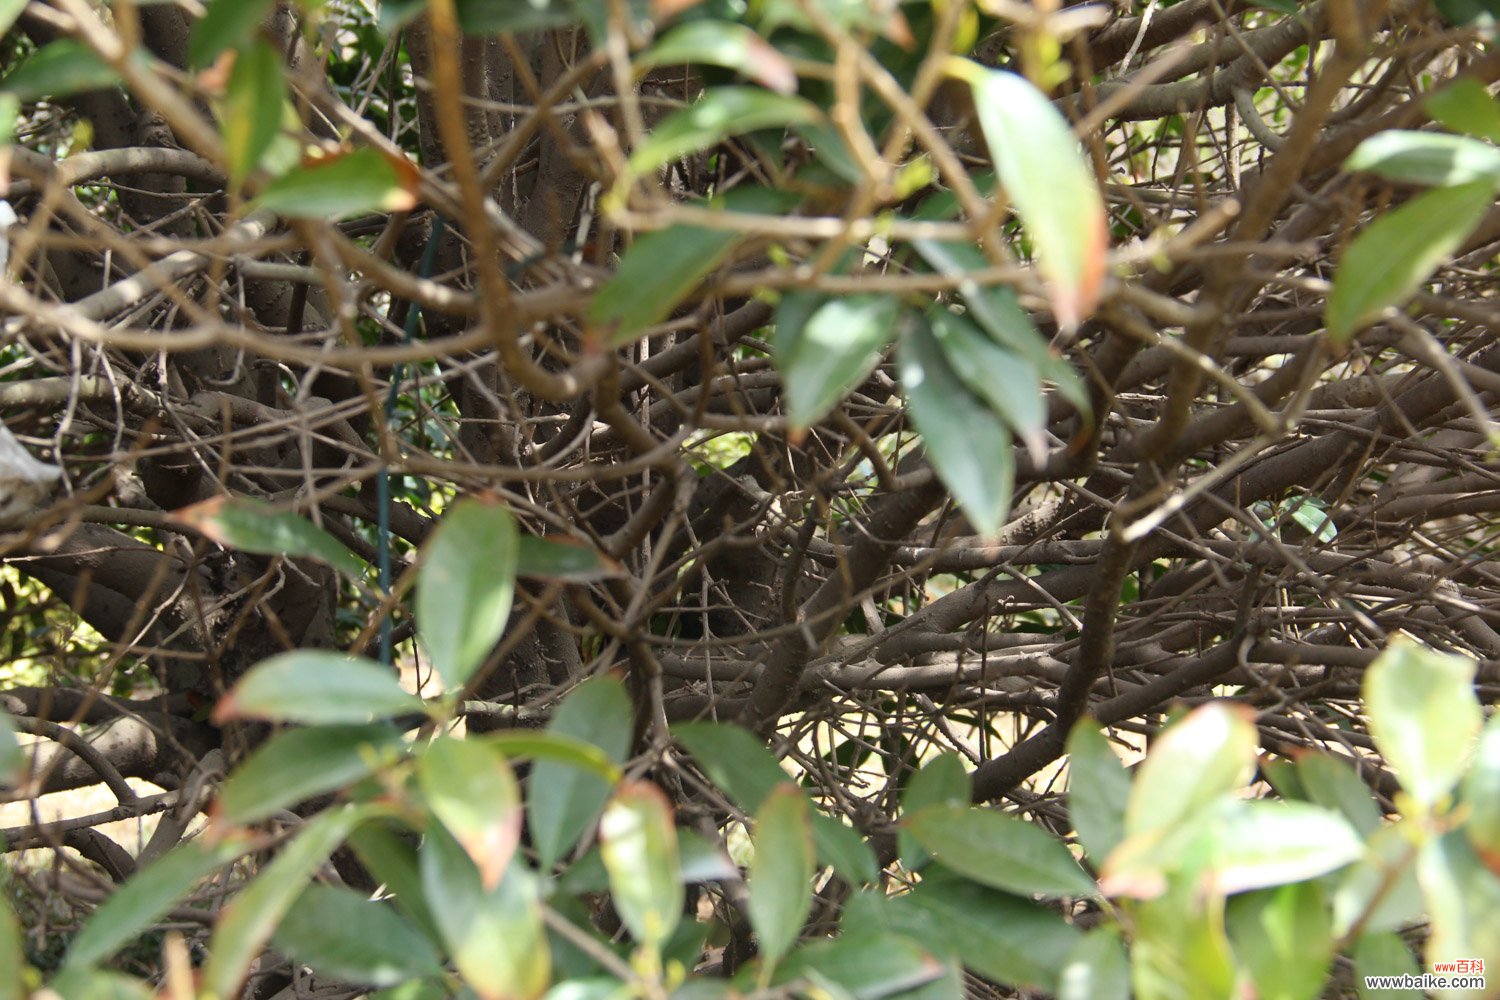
213 651 422 725
218 724 404 825
272 885 444 987
1326 181 1496 341
1125 702 1256 839
420 735 523 891
1364 637 1482 812
599 782 683 952
1463 713 1500 868
1345 131 1500 187
1332 821 1425 938
1426 79 1500 144
0 710 21 788
949 63 1106 329
256 147 421 220
221 39 286 185
169 495 364 579
1 41 119 100
1417 830 1500 992
628 87 818 175
416 497 519 689
1199 800 1363 895
1226 882 1333 1000
747 785 815 972
774 293 902 430
899 315 1015 537
641 22 797 95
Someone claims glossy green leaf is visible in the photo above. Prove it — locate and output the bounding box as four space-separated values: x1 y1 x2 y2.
1066 720 1131 865
629 87 818 175
1130 880 1235 1000
517 536 624 581
213 651 422 725
0 41 119 100
189 0 276 67
1427 79 1500 143
0 710 21 787
590 187 799 341
1296 751 1382 837
1057 926 1129 1000
888 867 1080 993
417 497 519 689
641 22 797 95
255 147 420 221
927 307 1046 464
906 803 1096 898
1417 830 1500 992
203 806 372 1000
271 885 444 986
776 932 948 1000
1283 495 1337 543
64 838 246 969
1199 800 1363 895
218 723 403 825
1353 931 1422 1000
899 752 971 868
1364 638 1482 812
1345 131 1500 187
529 674 633 872
1226 882 1333 1000
748 785 815 972
170 495 364 579
1332 821 1425 938
421 735 523 891
599 781 683 951
1125 702 1257 839
1326 181 1496 341
1463 712 1500 863
949 63 1106 329
899 315 1015 537
421 825 550 1000
221 39 285 185
673 721 878 883
774 293 901 430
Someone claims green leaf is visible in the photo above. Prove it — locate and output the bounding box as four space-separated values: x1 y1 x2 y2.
64 838 246 969
1130 879 1235 1000
1125 702 1257 839
1345 130 1500 187
905 804 1096 898
640 22 797 95
221 39 286 185
487 731 622 779
1426 78 1500 144
888 867 1080 993
899 753 971 868
774 293 902 430
517 536 624 582
255 147 420 221
1199 799 1364 895
1226 882 1333 1000
44 970 152 1000
417 497 519 689
673 721 877 883
1433 0 1500 29
589 187 799 341
190 0 277 67
1332 820 1425 938
529 674 633 872
1463 713 1500 864
899 315 1015 537
420 735 523 891
748 786 815 972
599 782 683 952
0 0 27 39
1066 720 1131 865
1353 931 1421 1000
1326 181 1496 341
0 710 22 787
0 41 119 100
213 651 422 725
926 307 1047 464
0 902 19 1000
1283 495 1337 543
1057 926 1129 1000
453 0 582 33
271 885 444 987
775 933 948 1000
218 723 403 825
203 806 372 1000
170 495 364 580
421 826 550 1000
1363 637 1483 812
1416 830 1500 992
949 63 1106 329
347 822 446 946
1296 751 1382 837
629 87 818 176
